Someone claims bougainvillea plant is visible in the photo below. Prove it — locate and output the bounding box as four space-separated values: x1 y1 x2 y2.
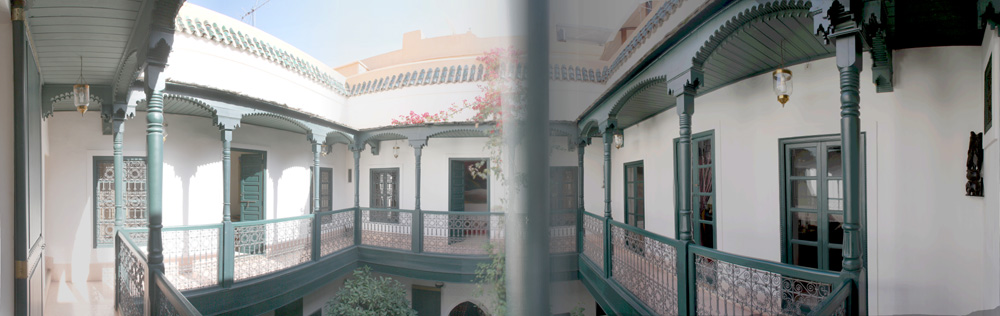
391 47 523 315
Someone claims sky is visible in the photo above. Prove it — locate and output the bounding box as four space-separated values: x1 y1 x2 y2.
189 0 517 68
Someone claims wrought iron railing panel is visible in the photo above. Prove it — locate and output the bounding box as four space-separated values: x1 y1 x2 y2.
234 216 313 281
161 225 221 291
610 224 678 315
423 211 504 255
693 252 835 315
361 209 413 251
550 210 577 254
96 158 148 247
116 232 147 316
582 213 604 271
319 209 356 257
153 270 204 316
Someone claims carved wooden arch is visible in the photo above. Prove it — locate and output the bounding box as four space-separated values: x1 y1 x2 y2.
608 75 669 117
579 119 601 139
162 94 218 116
325 130 354 146
240 112 311 134
426 128 488 139
690 0 814 68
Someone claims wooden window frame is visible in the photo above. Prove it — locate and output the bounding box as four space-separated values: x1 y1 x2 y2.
624 160 644 229
369 167 400 223
674 130 716 248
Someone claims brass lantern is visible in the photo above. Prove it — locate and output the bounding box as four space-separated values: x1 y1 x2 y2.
613 129 624 149
773 68 792 107
73 56 89 115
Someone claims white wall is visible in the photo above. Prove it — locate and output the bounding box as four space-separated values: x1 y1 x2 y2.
345 84 486 129
355 137 503 212
583 46 988 315
43 112 347 284
167 34 348 123
0 1 15 314
982 28 1000 313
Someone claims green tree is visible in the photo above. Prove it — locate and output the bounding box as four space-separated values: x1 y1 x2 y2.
324 266 417 316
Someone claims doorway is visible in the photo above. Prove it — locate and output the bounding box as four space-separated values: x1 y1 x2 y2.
230 149 267 222
448 159 489 244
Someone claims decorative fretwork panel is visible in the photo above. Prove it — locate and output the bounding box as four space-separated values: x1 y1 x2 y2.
361 210 412 251
550 211 577 254
610 225 678 315
234 218 312 281
161 227 220 291
423 213 504 255
320 210 355 257
154 276 182 316
582 215 604 271
694 254 833 315
116 235 146 316
96 157 148 247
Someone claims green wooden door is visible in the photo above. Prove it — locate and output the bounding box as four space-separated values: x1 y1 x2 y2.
449 160 465 243
412 286 442 315
239 153 265 221
14 25 45 316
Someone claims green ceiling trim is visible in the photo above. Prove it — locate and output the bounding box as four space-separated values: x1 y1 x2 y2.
691 0 814 68
240 112 312 135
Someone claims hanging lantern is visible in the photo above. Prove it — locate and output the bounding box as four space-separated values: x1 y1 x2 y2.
773 68 792 107
613 129 624 149
73 56 89 115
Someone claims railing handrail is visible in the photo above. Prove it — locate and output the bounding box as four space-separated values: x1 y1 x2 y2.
420 210 502 216
152 270 204 316
315 207 357 216
118 230 149 259
583 211 603 219
232 214 314 227
608 219 686 248
811 279 853 316
688 243 842 285
359 207 416 213
164 223 223 232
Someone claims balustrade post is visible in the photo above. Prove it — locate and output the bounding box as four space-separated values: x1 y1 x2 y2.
411 140 426 253
310 135 323 261
352 146 362 245
144 60 166 315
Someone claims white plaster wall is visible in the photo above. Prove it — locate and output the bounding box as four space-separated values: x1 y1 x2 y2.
43 112 347 283
0 1 15 314
356 137 503 212
582 46 987 315
167 34 348 123
982 28 1000 313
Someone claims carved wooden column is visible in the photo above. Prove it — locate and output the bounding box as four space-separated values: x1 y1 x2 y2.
676 84 696 244
144 61 167 275
410 139 426 253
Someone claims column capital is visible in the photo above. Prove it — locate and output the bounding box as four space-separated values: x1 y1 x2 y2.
214 115 241 131
307 132 326 146
599 118 618 134
408 139 427 149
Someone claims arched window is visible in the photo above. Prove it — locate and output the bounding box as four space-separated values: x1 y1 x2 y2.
448 301 486 316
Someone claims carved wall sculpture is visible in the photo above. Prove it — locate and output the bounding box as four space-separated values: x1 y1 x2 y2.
967 131 984 196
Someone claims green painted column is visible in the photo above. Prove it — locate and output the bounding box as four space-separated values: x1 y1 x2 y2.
577 142 585 254
410 140 426 253
601 128 613 278
676 86 695 244
112 109 126 230
602 130 612 219
352 147 362 245
836 32 864 286
220 127 235 287
144 65 166 274
310 137 322 261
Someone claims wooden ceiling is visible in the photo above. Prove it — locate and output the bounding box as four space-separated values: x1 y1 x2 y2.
25 0 145 85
